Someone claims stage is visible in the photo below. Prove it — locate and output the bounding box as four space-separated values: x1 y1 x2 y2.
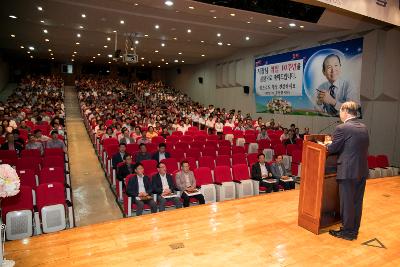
5 177 400 266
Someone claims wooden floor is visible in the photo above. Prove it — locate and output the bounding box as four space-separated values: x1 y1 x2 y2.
5 177 400 267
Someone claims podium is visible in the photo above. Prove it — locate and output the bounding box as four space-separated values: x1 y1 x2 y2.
298 134 340 234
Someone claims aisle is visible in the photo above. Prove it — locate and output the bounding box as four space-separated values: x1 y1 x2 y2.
64 86 121 226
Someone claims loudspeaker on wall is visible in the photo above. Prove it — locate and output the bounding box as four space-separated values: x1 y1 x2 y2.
243 86 249 94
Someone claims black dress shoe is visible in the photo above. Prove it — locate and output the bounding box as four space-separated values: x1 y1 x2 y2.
329 229 356 241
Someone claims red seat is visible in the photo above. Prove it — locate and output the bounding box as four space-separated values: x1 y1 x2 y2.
367 156 378 169
39 167 66 185
175 142 189 151
232 164 251 181
190 142 204 150
141 159 158 176
194 167 214 186
223 126 233 135
21 149 42 158
171 131 183 136
16 157 42 175
232 153 247 165
42 156 65 169
233 130 244 139
286 144 298 156
376 155 390 168
218 140 231 147
166 135 179 146
205 141 218 149
160 158 179 173
0 150 18 160
207 135 218 141
186 147 201 159
216 155 231 167
36 183 67 212
257 139 271 150
180 135 194 143
217 146 231 156
202 147 217 157
214 166 233 183
146 143 158 153
188 126 199 132
151 136 165 146
1 186 34 221
102 137 119 146
273 144 286 156
126 143 139 155
232 146 245 154
198 156 216 170
193 135 207 142
244 134 257 144
18 169 38 189
184 157 198 169
247 153 258 167
170 149 185 160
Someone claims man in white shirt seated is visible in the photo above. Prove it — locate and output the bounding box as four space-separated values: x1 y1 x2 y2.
250 153 279 193
152 143 170 163
151 162 182 211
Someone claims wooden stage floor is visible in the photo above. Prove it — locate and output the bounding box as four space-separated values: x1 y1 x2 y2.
5 177 400 267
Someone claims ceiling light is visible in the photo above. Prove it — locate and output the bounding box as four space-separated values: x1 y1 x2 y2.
158 65 161 68
134 3 139 6
45 38 49 42
104 45 108 48
28 46 35 51
187 29 191 33
217 33 221 37
142 64 144 66
113 30 117 33
40 20 45 23
77 33 81 38
300 25 304 28
141 57 144 60
178 52 182 55
161 58 165 61
155 24 159 29
48 49 52 51
73 51 77 54
9 15 17 19
201 54 205 57
173 37 177 40
230 13 235 16
278 26 283 29
161 43 165 47
189 6 195 9
200 40 204 43
72 54 74 57
120 20 124 24
43 29 48 34
209 10 216 13
107 37 111 41
247 21 251 24
79 25 84 29
134 40 139 44
51 57 54 60
50 53 53 56
245 36 250 41
165 1 174 6
155 50 159 53
165 62 169 65
213 16 217 19
90 60 93 62
27 51 30 54
108 61 111 64
92 56 96 59
71 59 74 62
144 34 149 37
227 43 231 46
289 23 296 27
181 60 185 63
218 42 223 46
30 55 33 58
20 45 24 49
37 6 43 11
267 19 272 23
11 34 15 38
108 54 112 58
81 14 86 18
148 61 152 63
97 53 101 56
75 42 80 45
174 59 178 63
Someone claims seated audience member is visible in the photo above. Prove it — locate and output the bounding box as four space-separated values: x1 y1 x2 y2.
33 129 51 142
12 129 25 148
130 126 142 140
112 143 128 169
117 154 135 185
214 118 224 137
50 121 65 136
126 163 158 216
224 118 235 128
234 121 246 131
271 155 295 190
102 127 116 141
279 128 289 143
251 153 279 193
146 126 158 139
175 160 205 207
160 128 170 139
46 130 67 152
119 127 135 144
256 127 271 141
284 131 297 146
136 130 151 145
1 133 24 155
294 128 301 139
18 121 31 132
135 143 151 163
300 127 310 139
152 143 170 162
152 162 182 211
25 134 44 155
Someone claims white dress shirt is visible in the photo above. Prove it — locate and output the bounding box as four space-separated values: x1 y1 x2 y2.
160 173 169 190
137 175 146 193
260 163 268 177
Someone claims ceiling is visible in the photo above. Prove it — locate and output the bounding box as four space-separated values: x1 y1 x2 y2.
0 0 381 68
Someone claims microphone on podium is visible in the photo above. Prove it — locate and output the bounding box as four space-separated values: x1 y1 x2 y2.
318 120 340 134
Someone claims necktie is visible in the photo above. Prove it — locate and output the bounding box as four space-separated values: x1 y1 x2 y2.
324 85 337 115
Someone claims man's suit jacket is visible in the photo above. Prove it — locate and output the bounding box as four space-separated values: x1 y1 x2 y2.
328 118 369 180
175 170 196 191
117 163 135 182
126 175 152 197
152 151 171 163
251 162 272 181
270 162 288 179
135 152 151 163
151 173 178 195
112 152 126 169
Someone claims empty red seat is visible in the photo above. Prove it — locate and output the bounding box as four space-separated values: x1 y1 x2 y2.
184 157 198 169
186 147 201 159
376 155 389 168
194 167 214 186
205 141 218 149
232 146 245 154
170 149 185 160
198 156 216 170
217 146 231 156
193 135 207 142
175 142 189 151
190 142 204 150
286 144 298 156
166 135 179 145
202 147 217 157
216 155 231 167
18 169 38 189
273 144 286 156
141 159 158 176
171 131 183 136
207 135 218 141
16 157 42 175
247 153 258 167
21 149 42 158
160 158 179 173
214 166 233 183
151 136 165 146
232 164 251 182
180 135 194 143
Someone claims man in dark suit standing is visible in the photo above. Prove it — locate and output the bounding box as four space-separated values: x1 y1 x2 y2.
152 162 182 211
327 101 369 241
152 143 170 163
251 153 278 193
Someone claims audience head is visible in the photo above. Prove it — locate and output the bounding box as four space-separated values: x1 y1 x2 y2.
139 143 147 153
28 134 35 143
134 163 144 176
157 162 167 175
106 127 113 135
257 153 265 164
34 129 42 138
6 133 14 143
275 154 283 163
50 130 59 139
119 142 127 153
123 154 133 164
304 127 310 134
158 143 166 153
181 160 190 172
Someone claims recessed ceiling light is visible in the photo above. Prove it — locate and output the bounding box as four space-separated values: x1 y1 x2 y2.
300 25 304 28
90 60 93 62
218 42 223 46
37 6 43 11
200 40 204 43
104 45 108 48
289 23 296 27
267 19 272 23
227 43 231 46
181 60 185 63
217 33 221 37
71 59 74 62
247 21 251 24
209 10 216 13
79 25 84 29
148 61 152 63
72 54 74 57
120 20 125 24
77 33 81 38
75 42 80 45
97 53 101 56
27 51 30 54
51 57 54 60
28 46 35 50
107 37 111 41
189 6 194 9
134 40 139 44
141 57 144 60
43 29 48 34
144 34 149 37
9 15 17 19
81 14 86 18
30 55 33 58
73 51 77 54
158 65 161 68
134 3 138 6
155 50 159 53
201 54 205 57
108 54 112 58
142 64 144 66
173 37 177 40
45 38 50 42
108 61 111 64
165 1 174 6
174 59 178 62
161 43 165 47
187 29 191 33
178 52 182 55
213 16 217 19
50 53 53 56
20 45 24 49
40 20 45 23
245 36 250 41
230 13 235 16
155 24 159 29
48 49 52 51
161 58 165 61
278 26 283 29
11 34 15 38
165 62 169 65
92 56 96 59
